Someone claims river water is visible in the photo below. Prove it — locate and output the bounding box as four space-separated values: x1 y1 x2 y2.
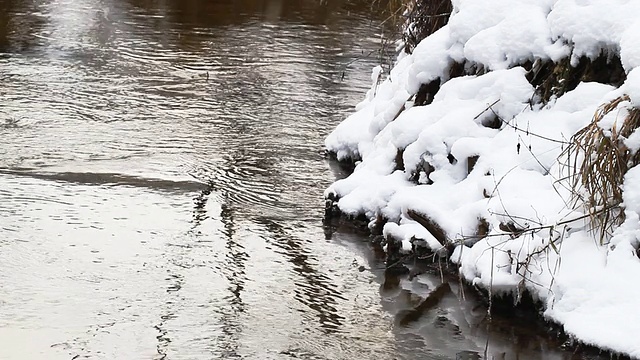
0 1 608 359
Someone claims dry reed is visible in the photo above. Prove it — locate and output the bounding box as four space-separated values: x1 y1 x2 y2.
566 95 640 243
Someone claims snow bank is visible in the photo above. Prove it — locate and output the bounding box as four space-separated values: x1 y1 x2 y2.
325 0 640 357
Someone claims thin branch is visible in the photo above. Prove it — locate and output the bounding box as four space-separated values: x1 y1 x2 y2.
473 99 500 120
453 203 618 244
493 108 570 144
474 99 570 144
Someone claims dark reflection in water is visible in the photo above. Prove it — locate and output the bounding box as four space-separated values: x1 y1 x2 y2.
215 194 248 360
0 0 613 359
0 0 45 53
257 217 347 333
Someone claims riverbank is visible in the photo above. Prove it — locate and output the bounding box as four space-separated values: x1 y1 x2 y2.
324 0 640 358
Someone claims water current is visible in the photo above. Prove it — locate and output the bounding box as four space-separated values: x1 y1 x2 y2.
0 1 611 359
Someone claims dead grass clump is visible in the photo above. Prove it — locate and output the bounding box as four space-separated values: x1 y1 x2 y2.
375 0 407 28
566 95 640 243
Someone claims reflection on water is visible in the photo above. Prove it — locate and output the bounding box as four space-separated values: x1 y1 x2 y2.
0 0 608 359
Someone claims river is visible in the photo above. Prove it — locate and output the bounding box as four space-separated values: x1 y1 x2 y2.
0 1 608 359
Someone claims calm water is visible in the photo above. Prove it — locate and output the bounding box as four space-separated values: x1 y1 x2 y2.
0 1 607 359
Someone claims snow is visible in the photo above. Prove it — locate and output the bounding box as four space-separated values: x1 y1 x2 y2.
620 21 640 72
450 1 567 69
549 0 640 65
625 68 640 107
545 227 640 359
325 0 640 357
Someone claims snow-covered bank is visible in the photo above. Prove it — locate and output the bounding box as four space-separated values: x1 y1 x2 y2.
325 0 640 357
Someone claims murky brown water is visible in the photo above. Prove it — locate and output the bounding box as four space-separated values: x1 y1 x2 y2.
0 1 610 359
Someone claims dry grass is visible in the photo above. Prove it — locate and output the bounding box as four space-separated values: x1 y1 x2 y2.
566 95 640 243
401 0 452 53
372 0 407 29
385 0 406 19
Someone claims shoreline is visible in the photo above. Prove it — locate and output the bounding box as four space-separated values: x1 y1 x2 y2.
323 185 631 359
321 1 640 357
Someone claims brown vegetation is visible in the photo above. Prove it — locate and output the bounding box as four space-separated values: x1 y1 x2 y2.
402 0 453 53
526 54 626 104
566 95 640 243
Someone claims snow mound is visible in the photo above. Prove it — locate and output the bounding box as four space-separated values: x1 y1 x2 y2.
325 0 640 357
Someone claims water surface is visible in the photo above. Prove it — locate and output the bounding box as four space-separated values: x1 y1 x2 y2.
0 1 609 359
